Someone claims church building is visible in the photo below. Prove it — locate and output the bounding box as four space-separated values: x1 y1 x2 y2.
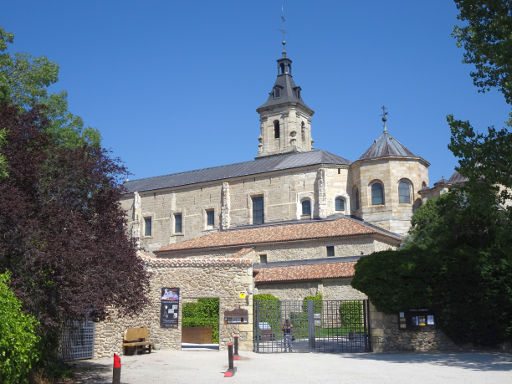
121 44 429 261
92 43 438 358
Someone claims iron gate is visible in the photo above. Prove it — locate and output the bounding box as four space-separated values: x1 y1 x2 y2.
254 299 371 353
61 320 95 361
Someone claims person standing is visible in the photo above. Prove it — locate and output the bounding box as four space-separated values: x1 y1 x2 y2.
282 318 293 352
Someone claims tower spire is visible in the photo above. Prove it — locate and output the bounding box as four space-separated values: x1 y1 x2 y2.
280 4 287 57
381 105 388 133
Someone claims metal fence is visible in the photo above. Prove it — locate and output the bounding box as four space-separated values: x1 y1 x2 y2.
61 320 95 361
254 299 370 353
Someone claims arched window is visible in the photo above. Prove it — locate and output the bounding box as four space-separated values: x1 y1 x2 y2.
280 63 285 74
335 197 345 211
274 120 280 138
301 121 306 142
274 86 281 98
398 180 411 203
301 199 311 217
353 187 359 210
371 182 384 205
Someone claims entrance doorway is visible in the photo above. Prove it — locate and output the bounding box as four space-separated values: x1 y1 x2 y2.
181 298 219 349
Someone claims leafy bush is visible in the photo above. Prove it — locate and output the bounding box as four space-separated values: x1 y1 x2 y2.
302 293 322 313
254 294 281 332
181 298 219 343
339 302 364 333
0 272 40 384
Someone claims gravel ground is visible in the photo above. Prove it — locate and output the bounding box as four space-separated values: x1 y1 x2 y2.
68 349 512 384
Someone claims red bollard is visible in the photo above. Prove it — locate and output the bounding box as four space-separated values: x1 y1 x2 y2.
233 335 240 360
224 342 235 377
113 353 121 384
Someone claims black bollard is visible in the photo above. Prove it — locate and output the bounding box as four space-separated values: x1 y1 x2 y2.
233 335 239 360
113 353 121 384
224 342 235 377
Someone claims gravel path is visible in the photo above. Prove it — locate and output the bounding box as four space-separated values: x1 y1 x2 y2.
68 350 512 384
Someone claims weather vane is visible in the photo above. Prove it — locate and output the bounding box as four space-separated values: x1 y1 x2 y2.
381 106 388 132
280 3 287 56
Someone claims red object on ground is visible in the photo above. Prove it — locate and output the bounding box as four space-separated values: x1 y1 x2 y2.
114 353 121 368
233 335 240 360
224 342 235 377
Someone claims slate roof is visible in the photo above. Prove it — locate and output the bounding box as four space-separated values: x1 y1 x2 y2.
254 260 357 283
257 72 312 113
359 131 424 162
154 217 402 254
257 56 313 113
123 150 350 193
447 171 468 184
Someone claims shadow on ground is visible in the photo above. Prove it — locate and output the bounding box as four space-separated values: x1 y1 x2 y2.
342 352 512 372
62 361 110 384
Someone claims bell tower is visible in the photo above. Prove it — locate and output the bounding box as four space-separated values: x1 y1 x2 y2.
256 42 314 158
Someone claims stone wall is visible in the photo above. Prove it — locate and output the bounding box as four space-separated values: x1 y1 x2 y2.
351 158 429 234
94 257 253 359
369 303 458 352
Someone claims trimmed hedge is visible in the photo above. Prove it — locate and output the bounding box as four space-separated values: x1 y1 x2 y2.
254 294 281 332
181 298 219 343
302 294 322 313
339 301 364 333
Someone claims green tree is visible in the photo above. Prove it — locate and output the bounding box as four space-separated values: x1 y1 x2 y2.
453 0 512 106
0 26 100 147
352 0 512 346
0 271 40 384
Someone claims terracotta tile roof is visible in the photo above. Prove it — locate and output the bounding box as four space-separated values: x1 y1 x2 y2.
138 252 252 268
155 217 401 254
254 261 356 283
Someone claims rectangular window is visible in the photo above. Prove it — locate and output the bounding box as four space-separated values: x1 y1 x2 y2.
144 217 152 236
174 213 182 233
259 254 267 264
206 209 214 227
252 196 264 225
327 246 335 257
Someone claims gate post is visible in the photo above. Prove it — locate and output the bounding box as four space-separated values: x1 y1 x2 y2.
254 301 259 352
365 300 372 352
308 301 315 350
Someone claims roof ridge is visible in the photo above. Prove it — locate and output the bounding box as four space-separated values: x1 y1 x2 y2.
155 216 402 253
123 149 352 193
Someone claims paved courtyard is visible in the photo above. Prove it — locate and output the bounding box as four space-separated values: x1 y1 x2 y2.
68 349 512 384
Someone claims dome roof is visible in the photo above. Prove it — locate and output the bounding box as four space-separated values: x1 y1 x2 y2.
359 131 417 160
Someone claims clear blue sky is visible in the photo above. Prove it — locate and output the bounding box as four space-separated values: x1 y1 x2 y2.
2 1 510 185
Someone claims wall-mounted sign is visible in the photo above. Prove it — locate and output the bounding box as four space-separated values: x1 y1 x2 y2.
224 308 249 324
160 287 180 328
239 292 246 299
398 309 435 330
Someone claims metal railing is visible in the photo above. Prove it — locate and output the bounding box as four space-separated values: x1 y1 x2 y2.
254 299 370 353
